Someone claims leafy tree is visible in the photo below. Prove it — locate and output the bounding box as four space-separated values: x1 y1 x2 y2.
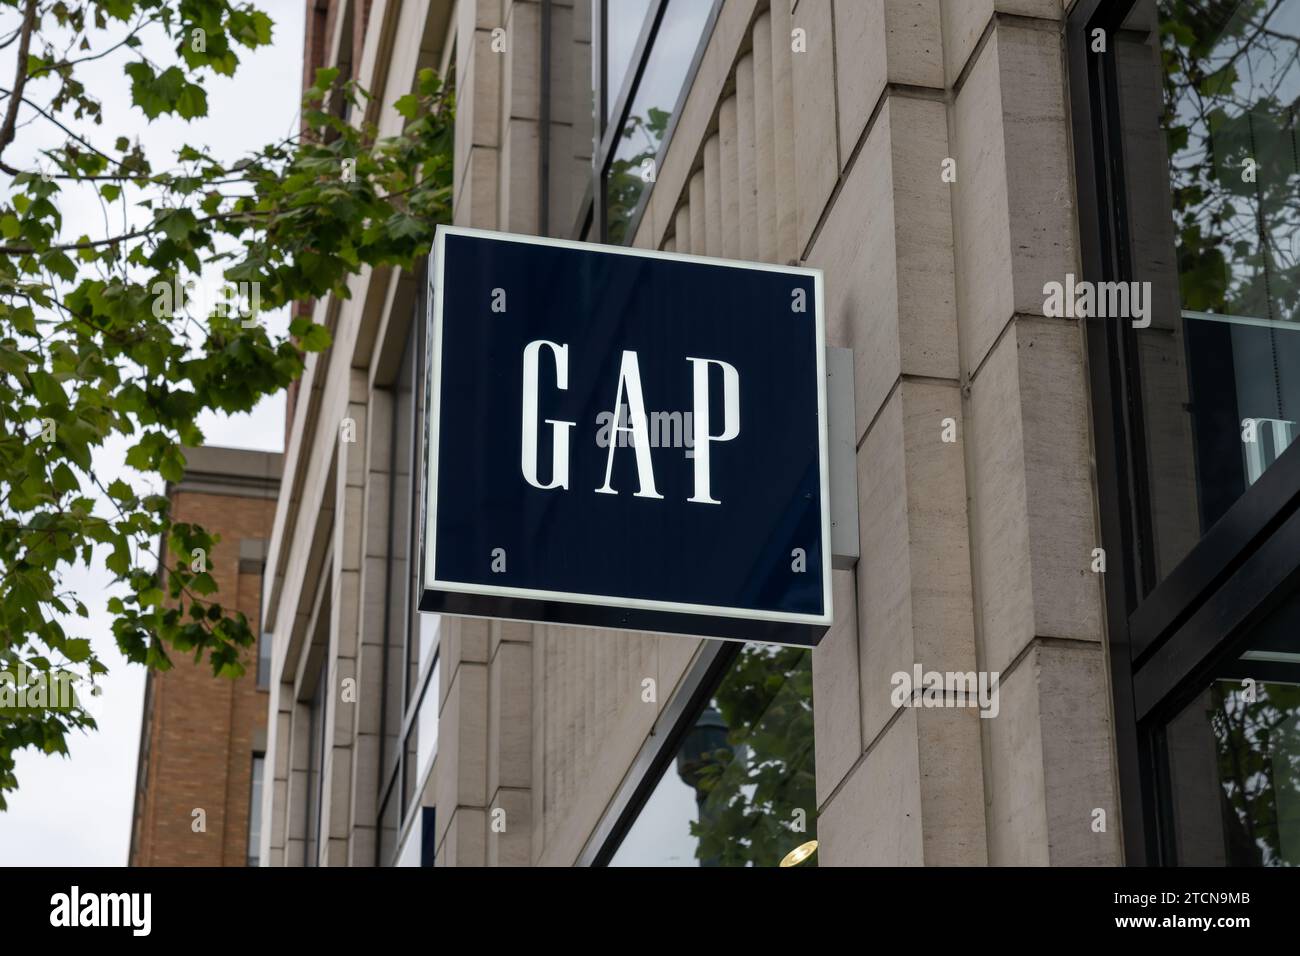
0 0 453 808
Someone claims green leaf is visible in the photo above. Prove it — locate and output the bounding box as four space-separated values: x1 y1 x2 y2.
106 478 134 501
394 94 419 120
176 83 208 120
190 572 217 596
298 323 331 352
105 541 131 576
159 444 186 483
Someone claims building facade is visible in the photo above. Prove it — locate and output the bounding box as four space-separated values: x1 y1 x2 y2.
130 446 281 867
256 0 1300 866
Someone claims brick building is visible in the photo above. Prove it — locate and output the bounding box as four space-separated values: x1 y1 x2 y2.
129 446 282 867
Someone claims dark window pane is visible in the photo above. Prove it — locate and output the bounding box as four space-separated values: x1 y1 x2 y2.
421 807 437 866
604 0 713 243
1115 0 1300 586
609 644 817 866
305 666 328 866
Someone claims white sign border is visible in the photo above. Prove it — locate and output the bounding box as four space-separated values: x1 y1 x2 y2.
422 224 833 630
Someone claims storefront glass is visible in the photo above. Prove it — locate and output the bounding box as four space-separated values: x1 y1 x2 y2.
608 644 817 867
1162 591 1300 865
1117 0 1300 587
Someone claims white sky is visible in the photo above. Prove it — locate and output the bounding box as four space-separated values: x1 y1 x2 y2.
0 0 302 866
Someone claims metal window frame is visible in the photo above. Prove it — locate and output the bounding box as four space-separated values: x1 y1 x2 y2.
1067 0 1300 865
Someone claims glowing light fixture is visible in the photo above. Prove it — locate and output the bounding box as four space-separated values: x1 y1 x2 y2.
779 839 818 868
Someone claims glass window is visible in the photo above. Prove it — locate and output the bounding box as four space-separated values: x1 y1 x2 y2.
401 656 440 816
604 0 714 244
247 754 264 867
608 644 817 867
396 806 437 866
1115 0 1300 587
603 0 655 125
1161 589 1300 865
256 631 271 689
395 812 423 867
417 655 441 786
418 613 440 680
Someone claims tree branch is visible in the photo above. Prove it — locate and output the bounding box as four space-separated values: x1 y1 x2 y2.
0 0 39 163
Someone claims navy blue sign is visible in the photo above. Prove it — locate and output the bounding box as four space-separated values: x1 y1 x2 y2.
419 226 830 646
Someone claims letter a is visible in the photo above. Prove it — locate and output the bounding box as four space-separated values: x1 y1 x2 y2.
595 351 663 499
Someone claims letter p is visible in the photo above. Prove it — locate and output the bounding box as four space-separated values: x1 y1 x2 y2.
685 357 740 504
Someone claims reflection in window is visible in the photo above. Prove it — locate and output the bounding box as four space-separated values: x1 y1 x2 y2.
1118 0 1300 582
603 0 654 125
605 0 714 244
1164 600 1300 865
609 644 817 867
1163 0 1300 528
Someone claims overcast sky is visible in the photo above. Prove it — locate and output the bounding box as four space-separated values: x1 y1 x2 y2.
0 0 302 866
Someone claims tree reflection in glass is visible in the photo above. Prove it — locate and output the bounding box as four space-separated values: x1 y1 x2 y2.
608 642 817 867
1160 0 1300 321
606 107 670 245
1159 0 1300 525
679 644 817 867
